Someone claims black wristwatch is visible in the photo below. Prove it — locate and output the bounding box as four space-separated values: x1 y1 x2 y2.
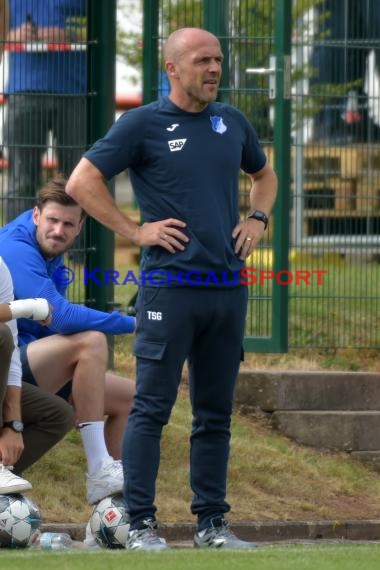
247 210 269 230
3 420 24 433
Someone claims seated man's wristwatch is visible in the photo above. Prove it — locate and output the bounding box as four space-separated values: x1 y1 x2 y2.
3 420 24 433
247 210 269 230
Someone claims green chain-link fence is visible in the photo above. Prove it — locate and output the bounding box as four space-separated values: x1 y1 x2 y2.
142 0 380 350
2 0 379 350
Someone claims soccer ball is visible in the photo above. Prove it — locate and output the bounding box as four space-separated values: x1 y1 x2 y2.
0 494 42 548
90 494 130 549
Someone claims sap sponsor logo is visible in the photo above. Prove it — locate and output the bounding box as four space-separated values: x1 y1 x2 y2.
147 311 163 320
168 138 187 152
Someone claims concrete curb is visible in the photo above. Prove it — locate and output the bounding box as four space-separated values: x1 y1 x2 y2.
42 520 380 543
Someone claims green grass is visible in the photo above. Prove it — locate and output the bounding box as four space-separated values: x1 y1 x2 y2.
67 243 380 351
288 258 380 348
3 544 380 570
23 247 380 525
109 248 380 350
22 250 380 524
244 252 380 348
25 384 380 524
110 250 380 372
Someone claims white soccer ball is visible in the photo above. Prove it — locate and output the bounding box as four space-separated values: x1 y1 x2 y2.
90 493 130 549
0 494 42 548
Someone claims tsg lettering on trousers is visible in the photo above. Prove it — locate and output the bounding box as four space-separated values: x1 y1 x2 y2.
147 311 163 321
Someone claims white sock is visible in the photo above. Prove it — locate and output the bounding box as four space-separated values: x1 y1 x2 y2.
78 421 111 476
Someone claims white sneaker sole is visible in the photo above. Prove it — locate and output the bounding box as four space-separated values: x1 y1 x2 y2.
0 480 32 494
87 481 123 505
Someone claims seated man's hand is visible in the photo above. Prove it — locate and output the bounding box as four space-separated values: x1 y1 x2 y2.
9 298 52 322
39 303 53 326
0 429 24 466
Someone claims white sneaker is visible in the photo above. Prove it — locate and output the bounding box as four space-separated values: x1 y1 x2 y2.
83 521 101 549
0 464 32 494
126 518 168 551
86 458 124 505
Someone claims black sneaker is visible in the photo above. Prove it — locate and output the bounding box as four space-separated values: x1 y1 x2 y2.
126 518 168 551
194 517 257 549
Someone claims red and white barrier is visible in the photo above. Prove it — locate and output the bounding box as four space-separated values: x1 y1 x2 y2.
3 41 87 52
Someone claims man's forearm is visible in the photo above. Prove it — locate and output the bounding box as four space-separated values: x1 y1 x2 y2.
249 164 278 216
0 299 50 322
66 158 140 243
0 303 13 323
3 386 22 421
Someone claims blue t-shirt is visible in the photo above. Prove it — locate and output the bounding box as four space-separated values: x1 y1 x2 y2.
0 211 135 345
85 97 267 285
6 0 86 94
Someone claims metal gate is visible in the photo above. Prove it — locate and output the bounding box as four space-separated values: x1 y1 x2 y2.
289 0 380 349
143 0 380 351
143 0 292 352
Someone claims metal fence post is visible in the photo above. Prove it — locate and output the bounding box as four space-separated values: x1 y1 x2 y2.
143 0 159 103
203 0 230 102
85 0 116 313
272 0 291 352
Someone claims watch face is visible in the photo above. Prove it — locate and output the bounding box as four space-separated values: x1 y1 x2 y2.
248 211 268 227
4 420 24 432
13 421 24 432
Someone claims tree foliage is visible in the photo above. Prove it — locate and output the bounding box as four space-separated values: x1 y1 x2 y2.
116 0 143 87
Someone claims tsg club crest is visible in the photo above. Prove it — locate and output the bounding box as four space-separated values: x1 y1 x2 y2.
210 115 227 134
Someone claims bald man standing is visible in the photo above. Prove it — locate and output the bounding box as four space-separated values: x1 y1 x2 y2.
66 27 277 550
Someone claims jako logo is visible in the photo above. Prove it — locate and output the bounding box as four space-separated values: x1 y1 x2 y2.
147 311 162 320
168 138 187 152
166 123 179 131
